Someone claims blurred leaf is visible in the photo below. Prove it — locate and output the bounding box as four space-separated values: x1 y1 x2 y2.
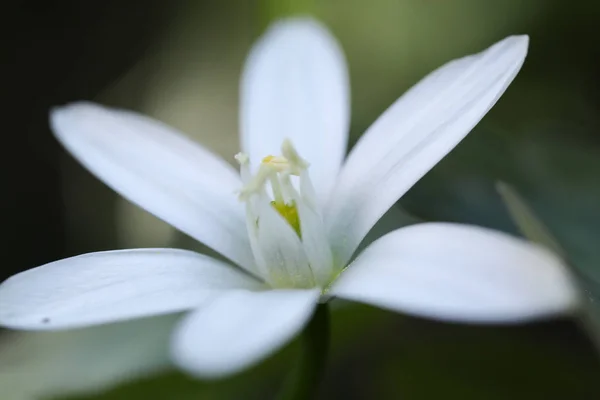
496 181 567 258
496 182 600 357
371 317 599 400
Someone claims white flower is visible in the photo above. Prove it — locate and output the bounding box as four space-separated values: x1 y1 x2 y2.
0 18 578 378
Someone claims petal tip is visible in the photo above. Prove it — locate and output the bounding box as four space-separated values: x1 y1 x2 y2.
170 289 320 379
264 16 333 45
268 16 322 30
49 101 100 138
50 100 97 117
511 34 529 50
502 34 529 58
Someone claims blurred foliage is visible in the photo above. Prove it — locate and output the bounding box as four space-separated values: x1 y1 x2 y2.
1 0 170 279
2 0 600 399
64 304 600 400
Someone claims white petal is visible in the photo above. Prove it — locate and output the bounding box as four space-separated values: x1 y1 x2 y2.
297 201 334 287
326 36 529 266
51 102 256 272
331 223 578 323
241 18 350 203
257 198 314 288
172 289 320 378
0 249 263 330
244 201 269 280
0 314 178 399
294 171 334 286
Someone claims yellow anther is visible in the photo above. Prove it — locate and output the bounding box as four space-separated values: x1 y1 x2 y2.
237 141 307 236
261 155 289 172
272 201 301 237
235 152 249 165
281 139 308 174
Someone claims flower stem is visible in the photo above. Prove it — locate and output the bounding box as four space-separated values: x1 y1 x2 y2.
278 303 330 400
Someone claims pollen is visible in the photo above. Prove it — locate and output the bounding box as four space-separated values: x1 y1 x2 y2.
237 143 306 237
272 201 301 237
261 154 289 172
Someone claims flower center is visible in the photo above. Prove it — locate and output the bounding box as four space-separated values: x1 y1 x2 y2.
235 140 334 289
237 140 309 236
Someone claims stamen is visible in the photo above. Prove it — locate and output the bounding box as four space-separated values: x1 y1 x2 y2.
261 155 290 172
234 152 250 182
268 174 285 205
282 139 309 174
280 173 301 202
236 141 311 235
236 140 333 290
234 152 249 165
238 163 273 201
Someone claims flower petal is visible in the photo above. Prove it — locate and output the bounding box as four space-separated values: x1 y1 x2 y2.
293 171 334 286
296 200 334 287
0 249 263 330
256 198 313 288
241 18 350 203
172 289 320 378
0 314 179 399
326 35 529 266
51 102 255 272
330 223 578 323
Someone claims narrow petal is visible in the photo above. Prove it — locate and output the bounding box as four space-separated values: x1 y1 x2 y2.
295 171 334 286
51 102 255 272
0 314 179 399
0 249 263 330
257 198 314 288
327 36 529 266
296 201 334 287
241 18 350 203
331 223 578 323
172 289 320 378
244 200 270 280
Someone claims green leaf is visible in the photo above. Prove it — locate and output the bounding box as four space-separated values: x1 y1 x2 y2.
496 182 600 355
496 181 567 259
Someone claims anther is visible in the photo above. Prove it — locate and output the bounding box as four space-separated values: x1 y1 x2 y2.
281 139 309 174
